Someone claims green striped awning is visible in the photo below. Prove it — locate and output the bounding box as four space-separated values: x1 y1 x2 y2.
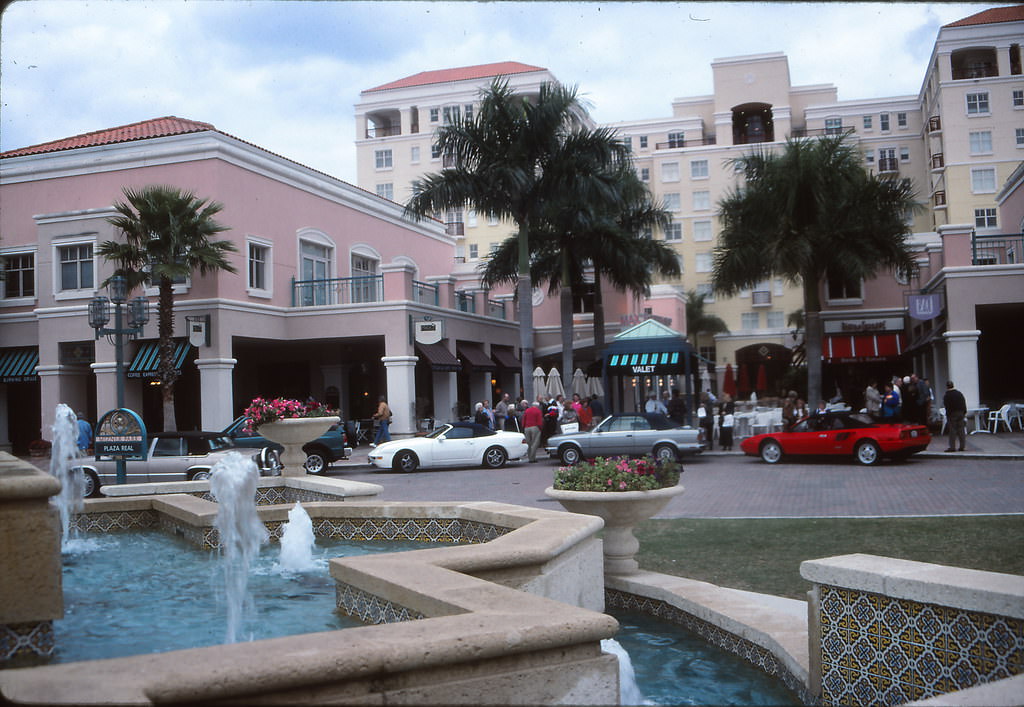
0 347 39 383
127 340 191 379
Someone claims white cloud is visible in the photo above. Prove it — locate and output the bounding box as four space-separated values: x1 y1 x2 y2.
0 1 1000 184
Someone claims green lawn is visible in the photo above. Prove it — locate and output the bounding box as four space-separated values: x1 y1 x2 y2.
634 515 1024 600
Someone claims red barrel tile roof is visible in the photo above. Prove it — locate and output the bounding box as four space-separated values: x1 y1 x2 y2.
363 61 547 93
0 116 216 158
944 4 1024 27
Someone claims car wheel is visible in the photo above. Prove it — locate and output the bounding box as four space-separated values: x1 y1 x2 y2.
559 444 582 466
188 468 212 481
855 440 881 466
304 450 327 475
760 439 784 464
392 450 419 473
653 444 678 463
81 468 100 498
483 446 507 469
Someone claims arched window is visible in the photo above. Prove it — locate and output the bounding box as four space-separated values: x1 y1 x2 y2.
732 103 774 145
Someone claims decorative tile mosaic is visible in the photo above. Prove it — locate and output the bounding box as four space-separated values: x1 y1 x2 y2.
71 509 157 534
312 517 509 544
817 584 1024 706
0 621 55 661
335 582 426 624
606 588 811 704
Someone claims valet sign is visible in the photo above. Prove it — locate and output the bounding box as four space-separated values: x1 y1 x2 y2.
94 408 147 460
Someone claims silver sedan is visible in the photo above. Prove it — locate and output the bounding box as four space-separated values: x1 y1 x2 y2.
545 413 705 465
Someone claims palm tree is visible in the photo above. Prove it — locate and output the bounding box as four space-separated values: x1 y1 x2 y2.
405 79 626 401
712 134 919 406
480 164 679 390
99 185 236 431
684 289 729 360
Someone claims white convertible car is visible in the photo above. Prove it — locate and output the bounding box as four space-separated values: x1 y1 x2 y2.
367 422 528 472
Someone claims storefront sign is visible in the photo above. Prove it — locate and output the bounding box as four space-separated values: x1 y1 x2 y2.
823 317 903 334
94 408 147 460
908 294 942 321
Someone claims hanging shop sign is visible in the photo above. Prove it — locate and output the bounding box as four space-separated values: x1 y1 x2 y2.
908 294 942 321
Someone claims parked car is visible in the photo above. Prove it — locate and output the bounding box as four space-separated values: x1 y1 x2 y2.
73 431 281 498
368 422 528 472
221 415 352 474
740 411 931 466
546 413 705 466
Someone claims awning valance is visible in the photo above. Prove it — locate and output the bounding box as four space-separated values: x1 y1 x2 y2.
457 342 496 371
824 334 906 363
415 342 462 372
0 347 38 383
127 339 191 379
491 346 521 370
606 350 684 374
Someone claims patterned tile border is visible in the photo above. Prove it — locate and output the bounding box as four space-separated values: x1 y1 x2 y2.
606 588 813 705
817 584 1024 706
336 582 426 625
71 509 158 534
0 621 55 661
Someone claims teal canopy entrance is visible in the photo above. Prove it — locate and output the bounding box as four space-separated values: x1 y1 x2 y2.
600 320 696 420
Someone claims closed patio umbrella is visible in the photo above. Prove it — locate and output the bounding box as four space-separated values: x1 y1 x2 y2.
723 364 736 397
587 375 605 398
572 368 588 397
532 367 548 399
547 367 565 398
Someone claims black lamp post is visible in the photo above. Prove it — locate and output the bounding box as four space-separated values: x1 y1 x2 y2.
88 275 149 484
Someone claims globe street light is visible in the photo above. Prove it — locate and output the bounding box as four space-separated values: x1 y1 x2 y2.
88 275 149 484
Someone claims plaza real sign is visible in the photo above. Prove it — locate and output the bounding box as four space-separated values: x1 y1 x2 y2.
94 408 147 460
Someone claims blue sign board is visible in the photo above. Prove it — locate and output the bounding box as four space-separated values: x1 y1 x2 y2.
908 294 942 321
94 408 147 460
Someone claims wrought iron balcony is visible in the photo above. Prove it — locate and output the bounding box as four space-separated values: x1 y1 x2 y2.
931 153 944 169
455 291 476 314
365 125 401 139
446 222 465 236
291 275 383 307
928 116 942 133
877 158 899 173
487 299 507 319
654 136 717 150
751 290 772 306
933 191 946 207
972 232 1023 265
412 280 439 306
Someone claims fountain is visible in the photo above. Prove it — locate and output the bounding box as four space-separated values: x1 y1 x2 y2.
48 404 82 551
601 638 647 705
277 502 316 572
208 451 268 644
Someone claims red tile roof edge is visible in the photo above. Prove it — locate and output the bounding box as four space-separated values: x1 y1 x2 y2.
363 61 547 93
0 116 217 159
943 4 1024 28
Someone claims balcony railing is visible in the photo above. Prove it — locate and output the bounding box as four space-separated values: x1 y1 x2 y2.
365 125 401 139
446 222 465 237
487 299 507 319
654 136 717 150
412 280 439 306
455 291 476 314
928 116 942 133
931 153 945 169
291 275 383 307
933 191 946 207
877 158 899 173
751 290 772 306
791 127 855 138
972 232 1023 265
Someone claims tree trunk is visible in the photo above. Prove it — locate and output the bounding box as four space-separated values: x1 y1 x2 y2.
560 251 574 395
157 278 178 432
803 273 823 409
592 270 606 351
517 220 535 402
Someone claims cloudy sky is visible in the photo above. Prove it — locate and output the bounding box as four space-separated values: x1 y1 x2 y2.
0 1 997 184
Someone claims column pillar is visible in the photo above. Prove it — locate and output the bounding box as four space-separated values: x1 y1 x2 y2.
426 275 457 310
380 262 415 302
938 223 974 268
0 386 9 452
432 370 458 425
381 355 417 438
943 330 982 409
36 366 65 437
195 358 237 431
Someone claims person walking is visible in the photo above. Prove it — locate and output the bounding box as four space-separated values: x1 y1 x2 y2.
494 393 510 431
76 411 93 454
718 395 735 450
881 383 901 419
522 402 544 463
864 381 882 420
370 395 392 447
942 380 967 452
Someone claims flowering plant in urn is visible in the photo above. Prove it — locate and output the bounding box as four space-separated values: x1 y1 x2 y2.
553 455 681 492
242 397 335 432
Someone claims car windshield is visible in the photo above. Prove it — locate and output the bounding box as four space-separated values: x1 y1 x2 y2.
425 424 453 439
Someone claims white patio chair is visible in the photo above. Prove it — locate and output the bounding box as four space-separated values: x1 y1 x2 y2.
1009 404 1024 431
986 404 1013 433
750 411 772 436
939 408 947 434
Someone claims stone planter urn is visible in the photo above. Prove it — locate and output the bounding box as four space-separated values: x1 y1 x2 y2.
257 416 339 476
543 483 685 575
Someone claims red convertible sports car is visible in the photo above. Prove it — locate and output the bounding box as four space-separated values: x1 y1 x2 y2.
740 411 931 466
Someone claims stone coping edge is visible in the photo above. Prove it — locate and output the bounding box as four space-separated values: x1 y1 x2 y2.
0 452 61 499
800 553 1024 619
606 571 810 691
97 473 383 498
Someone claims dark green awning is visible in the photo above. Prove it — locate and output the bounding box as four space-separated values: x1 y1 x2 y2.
127 340 191 379
0 347 38 383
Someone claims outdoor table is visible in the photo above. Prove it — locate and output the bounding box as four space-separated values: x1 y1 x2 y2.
967 407 990 434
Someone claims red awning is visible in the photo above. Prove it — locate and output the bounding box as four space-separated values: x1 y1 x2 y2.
824 334 905 362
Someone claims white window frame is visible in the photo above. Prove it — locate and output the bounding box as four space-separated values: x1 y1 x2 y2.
52 236 96 301
410 145 420 164
695 282 714 303
664 222 682 241
692 220 712 242
766 311 785 329
429 107 440 123
1016 127 1024 147
899 146 910 163
824 117 843 135
974 208 998 229
692 190 710 211
1013 89 1024 108
374 149 393 169
740 312 760 330
880 113 890 131
773 278 784 296
862 115 873 131
695 252 712 273
661 161 680 182
375 183 394 201
468 243 479 260
970 167 997 194
246 237 273 298
825 275 864 304
466 209 478 228
966 92 990 115
663 192 681 212
969 130 993 155
690 159 709 179
639 135 648 149
640 167 650 182
667 131 685 148
0 246 37 305
897 112 908 128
